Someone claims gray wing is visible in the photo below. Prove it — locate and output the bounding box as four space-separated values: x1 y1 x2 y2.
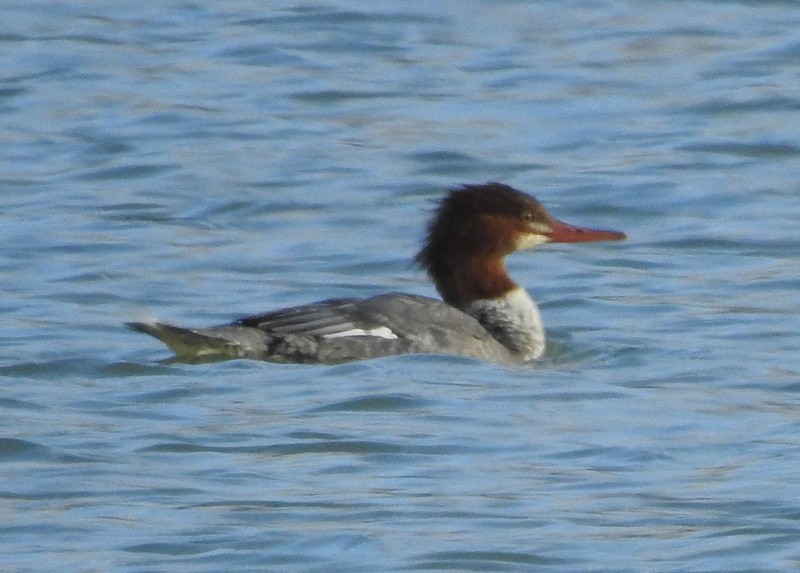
234 293 480 341
235 297 389 337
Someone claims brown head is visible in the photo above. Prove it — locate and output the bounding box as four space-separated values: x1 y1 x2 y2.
415 183 626 306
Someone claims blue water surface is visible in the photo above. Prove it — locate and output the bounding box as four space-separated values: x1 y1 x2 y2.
3 1 800 571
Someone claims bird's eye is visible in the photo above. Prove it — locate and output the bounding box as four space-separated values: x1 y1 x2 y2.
522 212 534 223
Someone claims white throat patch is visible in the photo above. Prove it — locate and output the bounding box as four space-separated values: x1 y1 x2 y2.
515 233 550 251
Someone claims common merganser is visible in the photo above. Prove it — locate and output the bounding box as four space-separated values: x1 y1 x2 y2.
128 183 625 365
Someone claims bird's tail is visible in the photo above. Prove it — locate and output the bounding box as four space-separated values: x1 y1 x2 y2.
126 321 269 361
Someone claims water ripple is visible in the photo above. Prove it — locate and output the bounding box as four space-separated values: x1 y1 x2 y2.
4 1 800 571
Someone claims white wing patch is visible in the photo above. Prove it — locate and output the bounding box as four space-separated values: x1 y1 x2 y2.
322 326 398 340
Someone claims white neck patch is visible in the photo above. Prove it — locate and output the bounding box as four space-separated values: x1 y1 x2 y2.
464 287 546 361
501 287 544 332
